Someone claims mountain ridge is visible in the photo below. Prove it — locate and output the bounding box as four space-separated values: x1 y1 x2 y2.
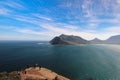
50 34 120 45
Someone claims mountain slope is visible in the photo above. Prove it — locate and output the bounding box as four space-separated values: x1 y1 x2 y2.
90 38 104 44
105 35 120 44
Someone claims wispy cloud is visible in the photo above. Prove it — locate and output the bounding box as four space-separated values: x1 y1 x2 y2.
1 0 120 40
1 13 119 40
82 0 93 18
105 26 120 33
59 0 120 23
0 1 25 9
13 15 40 25
0 7 11 15
0 35 49 40
33 14 53 21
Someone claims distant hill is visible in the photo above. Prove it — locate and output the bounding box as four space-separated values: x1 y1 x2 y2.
105 35 120 44
90 38 104 44
90 35 120 44
50 34 89 45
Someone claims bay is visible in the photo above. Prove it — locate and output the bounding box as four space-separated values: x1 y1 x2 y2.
0 41 120 80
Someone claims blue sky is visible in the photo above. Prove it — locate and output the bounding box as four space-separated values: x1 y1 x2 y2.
0 0 120 40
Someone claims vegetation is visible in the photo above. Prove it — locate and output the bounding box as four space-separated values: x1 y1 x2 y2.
0 71 20 80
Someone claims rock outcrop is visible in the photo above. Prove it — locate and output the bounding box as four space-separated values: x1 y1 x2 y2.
0 67 70 80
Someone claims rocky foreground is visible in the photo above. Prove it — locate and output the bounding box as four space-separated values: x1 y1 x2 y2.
0 67 70 80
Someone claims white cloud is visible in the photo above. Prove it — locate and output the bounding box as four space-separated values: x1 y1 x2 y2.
105 26 120 33
0 35 49 40
86 23 98 29
1 14 119 40
0 1 25 9
0 23 120 40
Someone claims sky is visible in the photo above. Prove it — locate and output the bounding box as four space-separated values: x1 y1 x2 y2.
0 0 120 40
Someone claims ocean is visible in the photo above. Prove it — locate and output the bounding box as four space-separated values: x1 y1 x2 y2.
0 41 120 80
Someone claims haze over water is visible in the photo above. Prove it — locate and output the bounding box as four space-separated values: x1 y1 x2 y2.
0 41 120 80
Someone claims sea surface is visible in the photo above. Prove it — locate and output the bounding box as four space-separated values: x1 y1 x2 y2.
0 41 120 80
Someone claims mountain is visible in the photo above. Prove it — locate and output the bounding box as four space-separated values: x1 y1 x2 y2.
50 34 89 45
50 34 120 45
89 35 120 44
90 38 104 44
105 35 120 44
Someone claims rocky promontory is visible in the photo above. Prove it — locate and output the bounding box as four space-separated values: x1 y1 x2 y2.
0 67 70 80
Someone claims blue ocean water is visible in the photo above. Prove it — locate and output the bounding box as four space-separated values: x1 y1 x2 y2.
0 41 120 80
